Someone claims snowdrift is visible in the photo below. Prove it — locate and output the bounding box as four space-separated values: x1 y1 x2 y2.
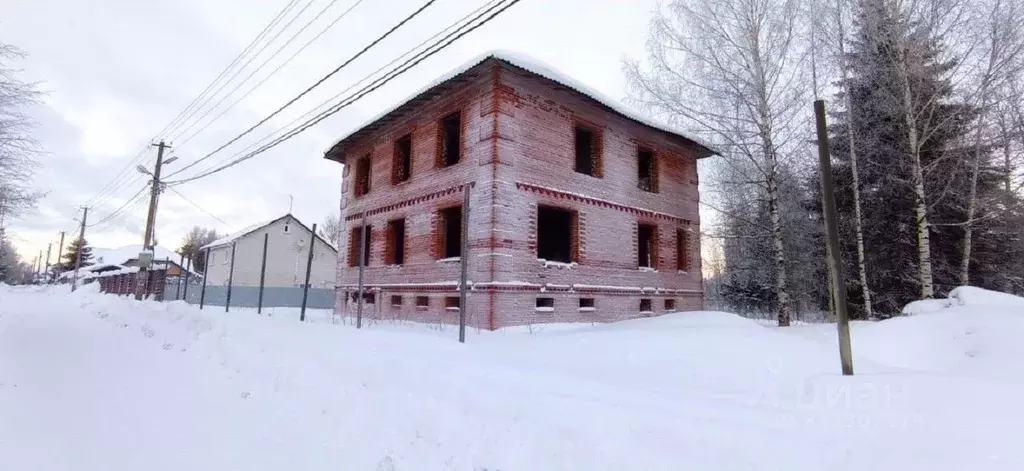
850 286 1024 379
902 286 1024 315
2 285 1023 470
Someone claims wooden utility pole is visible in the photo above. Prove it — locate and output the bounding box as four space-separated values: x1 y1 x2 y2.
814 100 854 375
143 141 169 251
257 233 268 314
225 242 236 312
300 223 318 321
137 141 169 299
458 186 470 343
356 212 367 329
71 206 89 292
44 243 52 283
56 231 66 273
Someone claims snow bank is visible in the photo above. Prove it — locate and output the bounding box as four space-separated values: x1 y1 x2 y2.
3 285 1024 470
903 286 1024 315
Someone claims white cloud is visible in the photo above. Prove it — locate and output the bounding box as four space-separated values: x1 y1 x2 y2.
4 0 659 262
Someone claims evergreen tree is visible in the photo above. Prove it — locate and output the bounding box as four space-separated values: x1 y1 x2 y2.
821 0 1022 315
178 226 219 274
59 237 93 271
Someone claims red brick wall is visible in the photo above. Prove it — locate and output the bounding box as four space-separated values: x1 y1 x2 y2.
484 64 703 327
333 60 704 329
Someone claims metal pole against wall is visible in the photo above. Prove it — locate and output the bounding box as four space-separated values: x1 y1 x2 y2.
199 249 210 309
225 242 236 313
458 186 470 343
182 257 191 302
300 223 318 322
257 233 268 314
175 253 184 300
71 206 89 292
44 243 52 284
356 212 368 329
814 99 854 376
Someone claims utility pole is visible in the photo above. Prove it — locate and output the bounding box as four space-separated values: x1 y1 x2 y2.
44 243 52 283
56 231 66 273
136 141 170 299
143 141 170 252
814 100 854 376
458 186 470 343
71 206 88 292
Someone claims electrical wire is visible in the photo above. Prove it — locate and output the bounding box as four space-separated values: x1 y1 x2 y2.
74 0 304 229
167 0 522 186
179 0 506 180
166 0 321 143
172 0 367 149
165 186 231 226
91 194 150 232
87 183 150 228
157 0 303 140
164 0 441 180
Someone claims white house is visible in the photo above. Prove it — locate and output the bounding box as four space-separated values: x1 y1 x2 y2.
200 214 337 288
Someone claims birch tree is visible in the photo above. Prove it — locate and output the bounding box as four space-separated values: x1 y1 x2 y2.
625 0 809 325
814 0 875 316
958 0 1024 286
0 43 41 222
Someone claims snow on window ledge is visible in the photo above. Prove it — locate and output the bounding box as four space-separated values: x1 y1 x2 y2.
677 270 688 274
640 310 654 315
534 306 555 313
538 258 576 269
638 267 658 273
416 306 429 311
437 257 461 263
445 307 460 312
578 307 597 313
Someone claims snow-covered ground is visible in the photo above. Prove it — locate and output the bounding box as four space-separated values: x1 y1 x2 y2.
1 284 1022 470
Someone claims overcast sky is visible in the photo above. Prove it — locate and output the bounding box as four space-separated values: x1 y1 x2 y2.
3 0 663 262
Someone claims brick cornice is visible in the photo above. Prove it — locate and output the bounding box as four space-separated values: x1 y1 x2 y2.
345 182 476 221
515 181 691 225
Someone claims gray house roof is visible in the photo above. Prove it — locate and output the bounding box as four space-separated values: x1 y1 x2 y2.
201 213 339 252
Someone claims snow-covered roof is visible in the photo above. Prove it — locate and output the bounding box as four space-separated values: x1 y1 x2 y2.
94 245 180 265
202 216 284 251
201 214 339 252
57 263 125 280
324 50 718 160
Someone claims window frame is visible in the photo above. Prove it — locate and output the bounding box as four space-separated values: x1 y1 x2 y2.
385 218 407 266
435 205 463 259
536 205 579 264
347 224 372 267
637 146 659 193
637 223 659 269
437 110 463 168
354 154 372 197
573 122 603 177
676 228 690 272
392 133 413 185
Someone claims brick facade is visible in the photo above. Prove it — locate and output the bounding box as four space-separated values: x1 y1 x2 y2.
326 56 711 329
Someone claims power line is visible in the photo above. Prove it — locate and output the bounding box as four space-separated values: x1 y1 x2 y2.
92 195 150 232
164 0 441 180
173 0 368 149
87 183 150 228
157 0 304 140
168 0 522 186
180 0 506 180
165 186 231 226
82 147 150 207
166 0 321 143
72 0 304 231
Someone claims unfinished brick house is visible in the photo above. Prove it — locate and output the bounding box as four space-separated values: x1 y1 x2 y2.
324 52 715 329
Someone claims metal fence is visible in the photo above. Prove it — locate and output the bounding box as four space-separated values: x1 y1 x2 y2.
162 280 335 310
